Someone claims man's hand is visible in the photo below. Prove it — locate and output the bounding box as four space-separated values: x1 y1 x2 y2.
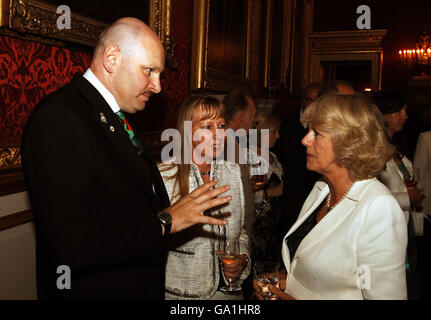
167 179 231 234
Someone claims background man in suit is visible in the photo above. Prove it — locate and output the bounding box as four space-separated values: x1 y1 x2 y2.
21 17 230 299
224 88 257 139
223 88 256 239
275 83 321 236
222 88 257 299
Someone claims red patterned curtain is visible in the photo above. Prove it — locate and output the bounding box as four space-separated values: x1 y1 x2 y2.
0 36 91 145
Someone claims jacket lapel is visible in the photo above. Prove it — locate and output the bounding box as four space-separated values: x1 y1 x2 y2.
72 75 159 204
282 181 329 272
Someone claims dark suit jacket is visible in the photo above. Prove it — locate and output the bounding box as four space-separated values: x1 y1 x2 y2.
21 74 170 299
273 115 320 236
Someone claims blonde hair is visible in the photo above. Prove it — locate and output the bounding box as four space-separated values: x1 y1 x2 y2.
253 112 281 148
160 95 225 198
301 94 394 181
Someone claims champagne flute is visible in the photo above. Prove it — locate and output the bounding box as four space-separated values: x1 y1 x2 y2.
217 238 242 292
253 262 280 300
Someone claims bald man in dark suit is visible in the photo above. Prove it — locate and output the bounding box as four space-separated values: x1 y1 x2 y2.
21 17 230 299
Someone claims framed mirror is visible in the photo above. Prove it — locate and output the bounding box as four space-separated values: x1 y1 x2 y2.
191 0 252 92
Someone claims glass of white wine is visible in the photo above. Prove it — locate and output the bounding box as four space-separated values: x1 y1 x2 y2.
253 262 280 300
217 238 242 292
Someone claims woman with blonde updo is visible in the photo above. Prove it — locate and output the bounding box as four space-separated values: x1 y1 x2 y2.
254 94 407 300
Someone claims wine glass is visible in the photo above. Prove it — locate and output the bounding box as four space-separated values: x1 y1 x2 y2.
251 161 267 187
217 238 242 292
253 262 280 300
404 167 420 187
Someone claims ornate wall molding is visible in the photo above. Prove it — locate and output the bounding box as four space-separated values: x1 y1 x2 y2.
3 0 107 47
0 209 32 231
150 0 176 68
309 29 387 91
0 146 25 196
0 0 176 63
0 146 21 169
310 30 387 53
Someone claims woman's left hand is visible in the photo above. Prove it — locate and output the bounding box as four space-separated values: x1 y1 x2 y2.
251 175 268 191
253 268 295 300
267 284 296 300
253 278 295 300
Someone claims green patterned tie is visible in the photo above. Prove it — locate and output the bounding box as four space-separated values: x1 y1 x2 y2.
116 111 135 140
116 110 151 172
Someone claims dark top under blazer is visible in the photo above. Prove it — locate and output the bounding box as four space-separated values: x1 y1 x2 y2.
21 74 170 299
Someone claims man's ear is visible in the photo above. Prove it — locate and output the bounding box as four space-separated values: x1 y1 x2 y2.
102 44 120 73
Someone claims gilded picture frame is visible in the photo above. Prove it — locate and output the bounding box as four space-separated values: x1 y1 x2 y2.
191 0 253 92
263 0 296 92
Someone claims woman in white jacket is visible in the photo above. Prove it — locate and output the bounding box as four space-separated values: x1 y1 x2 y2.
254 94 407 300
375 89 425 299
158 95 251 300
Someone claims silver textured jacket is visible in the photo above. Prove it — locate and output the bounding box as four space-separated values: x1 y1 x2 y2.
158 160 251 300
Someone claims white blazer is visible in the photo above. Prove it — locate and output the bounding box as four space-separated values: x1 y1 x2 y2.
414 131 431 215
378 157 412 223
281 178 407 300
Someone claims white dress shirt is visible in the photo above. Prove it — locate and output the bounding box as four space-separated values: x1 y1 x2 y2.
83 68 120 114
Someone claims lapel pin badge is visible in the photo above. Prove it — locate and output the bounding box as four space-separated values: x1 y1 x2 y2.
100 112 108 124
109 126 115 132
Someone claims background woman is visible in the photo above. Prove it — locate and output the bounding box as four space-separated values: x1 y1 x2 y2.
375 89 425 222
255 94 407 300
374 89 425 299
158 95 250 300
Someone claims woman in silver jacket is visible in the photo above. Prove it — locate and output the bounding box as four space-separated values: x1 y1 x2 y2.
158 95 251 300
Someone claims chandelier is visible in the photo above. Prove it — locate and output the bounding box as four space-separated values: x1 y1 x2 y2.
399 29 431 65
399 29 431 79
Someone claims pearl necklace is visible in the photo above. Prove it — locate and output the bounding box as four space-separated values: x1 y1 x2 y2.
325 183 354 211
